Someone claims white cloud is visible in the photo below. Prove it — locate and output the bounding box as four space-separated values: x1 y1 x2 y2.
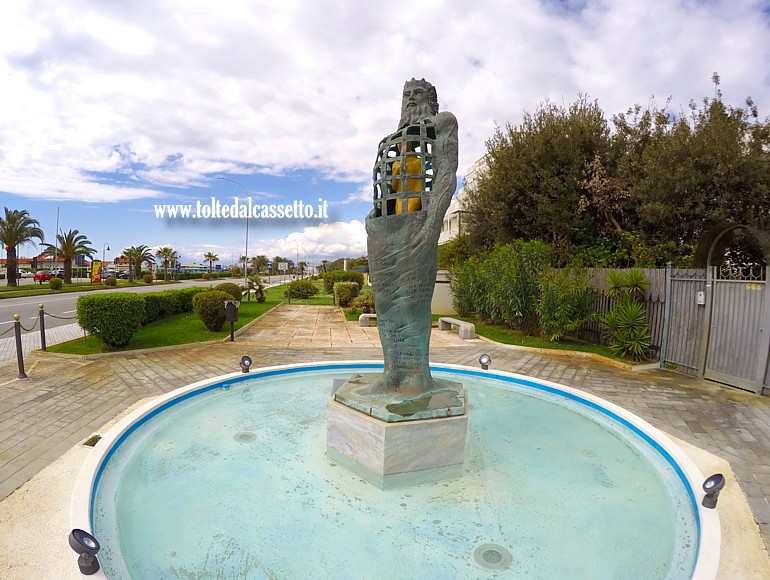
0 0 768 203
176 220 366 265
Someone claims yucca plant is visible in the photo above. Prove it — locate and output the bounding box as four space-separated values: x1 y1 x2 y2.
602 295 651 359
601 269 651 361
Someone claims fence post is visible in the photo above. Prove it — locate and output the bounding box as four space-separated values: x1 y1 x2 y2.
659 262 673 368
14 314 27 379
39 304 46 351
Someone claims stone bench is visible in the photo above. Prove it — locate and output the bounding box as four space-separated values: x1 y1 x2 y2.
359 313 377 327
438 317 475 339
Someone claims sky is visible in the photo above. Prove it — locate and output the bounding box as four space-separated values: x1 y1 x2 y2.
1 0 770 269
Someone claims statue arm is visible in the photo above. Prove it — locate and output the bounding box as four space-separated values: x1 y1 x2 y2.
431 112 459 212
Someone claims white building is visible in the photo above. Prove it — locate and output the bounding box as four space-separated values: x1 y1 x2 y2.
438 156 488 245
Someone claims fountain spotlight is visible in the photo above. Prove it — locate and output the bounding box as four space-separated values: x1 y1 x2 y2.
68 529 100 575
479 354 491 370
701 473 725 509
240 356 253 373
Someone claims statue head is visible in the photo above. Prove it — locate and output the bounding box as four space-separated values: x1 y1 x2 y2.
398 78 439 128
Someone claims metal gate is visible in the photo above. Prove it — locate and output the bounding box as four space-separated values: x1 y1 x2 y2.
703 265 768 392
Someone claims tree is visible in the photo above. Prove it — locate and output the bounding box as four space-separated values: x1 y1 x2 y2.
156 246 179 281
621 96 770 253
253 255 268 274
465 96 611 262
121 245 155 281
41 229 96 284
204 252 219 274
0 208 44 287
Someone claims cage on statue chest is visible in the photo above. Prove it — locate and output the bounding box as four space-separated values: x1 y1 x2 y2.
372 123 436 219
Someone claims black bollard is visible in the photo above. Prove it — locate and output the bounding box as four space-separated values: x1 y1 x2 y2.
39 304 46 351
14 314 27 379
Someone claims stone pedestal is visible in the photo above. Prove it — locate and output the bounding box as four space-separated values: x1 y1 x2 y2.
326 391 468 490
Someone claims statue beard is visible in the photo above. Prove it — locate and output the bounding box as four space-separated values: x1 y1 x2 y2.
398 101 433 128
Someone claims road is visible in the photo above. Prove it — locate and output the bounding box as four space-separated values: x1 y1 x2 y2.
0 279 220 337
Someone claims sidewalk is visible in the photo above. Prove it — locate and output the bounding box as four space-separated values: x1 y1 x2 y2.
0 305 769 564
0 323 83 366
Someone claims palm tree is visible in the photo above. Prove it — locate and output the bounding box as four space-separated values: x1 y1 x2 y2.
131 244 155 278
122 245 155 280
0 208 44 287
254 254 268 274
156 246 179 281
204 252 219 274
41 229 96 284
239 254 248 275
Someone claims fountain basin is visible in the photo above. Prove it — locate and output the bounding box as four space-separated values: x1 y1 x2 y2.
71 361 719 578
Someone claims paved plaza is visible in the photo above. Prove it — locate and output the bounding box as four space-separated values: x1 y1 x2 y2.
1 304 769 563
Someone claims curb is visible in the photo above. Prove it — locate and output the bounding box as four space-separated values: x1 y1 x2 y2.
474 335 659 373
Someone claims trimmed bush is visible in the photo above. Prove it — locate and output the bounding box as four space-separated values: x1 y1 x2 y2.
104 277 117 287
349 291 375 313
174 287 208 311
141 292 183 325
334 281 359 307
214 282 242 301
192 290 231 331
49 278 63 290
323 270 364 293
77 293 145 347
285 278 319 299
143 273 154 284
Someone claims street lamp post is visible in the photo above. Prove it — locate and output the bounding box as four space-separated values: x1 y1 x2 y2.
218 177 250 290
102 243 110 279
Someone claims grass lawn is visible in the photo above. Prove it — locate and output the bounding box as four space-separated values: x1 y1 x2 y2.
265 279 335 306
429 314 629 362
47 298 279 355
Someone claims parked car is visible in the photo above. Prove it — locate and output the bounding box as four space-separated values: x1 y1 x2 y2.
18 271 34 278
34 271 52 282
52 269 65 278
117 272 130 279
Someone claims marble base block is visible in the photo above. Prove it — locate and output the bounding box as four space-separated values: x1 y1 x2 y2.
326 391 468 490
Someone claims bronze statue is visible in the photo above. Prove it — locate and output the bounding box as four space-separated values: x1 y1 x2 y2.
334 78 463 421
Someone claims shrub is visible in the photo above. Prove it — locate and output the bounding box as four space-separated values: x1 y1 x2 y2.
286 278 318 299
334 281 359 307
537 268 596 341
143 273 154 284
141 292 183 325
323 270 364 293
214 282 242 301
49 278 63 290
449 241 550 333
349 291 375 313
192 290 231 331
104 277 117 287
77 293 144 347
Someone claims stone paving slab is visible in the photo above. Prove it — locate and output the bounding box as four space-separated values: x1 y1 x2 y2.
0 305 768 558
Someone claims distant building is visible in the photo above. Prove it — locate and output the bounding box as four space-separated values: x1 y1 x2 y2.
438 156 487 245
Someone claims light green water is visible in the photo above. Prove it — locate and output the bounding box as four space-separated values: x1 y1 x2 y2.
92 366 697 579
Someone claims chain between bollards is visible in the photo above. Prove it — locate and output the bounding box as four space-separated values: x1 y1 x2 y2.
39 304 47 351
14 314 27 379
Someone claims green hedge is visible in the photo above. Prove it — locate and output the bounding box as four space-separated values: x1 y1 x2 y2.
323 270 364 293
334 281 359 307
214 282 242 301
286 278 319 299
141 287 208 325
192 290 232 331
77 293 145 347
